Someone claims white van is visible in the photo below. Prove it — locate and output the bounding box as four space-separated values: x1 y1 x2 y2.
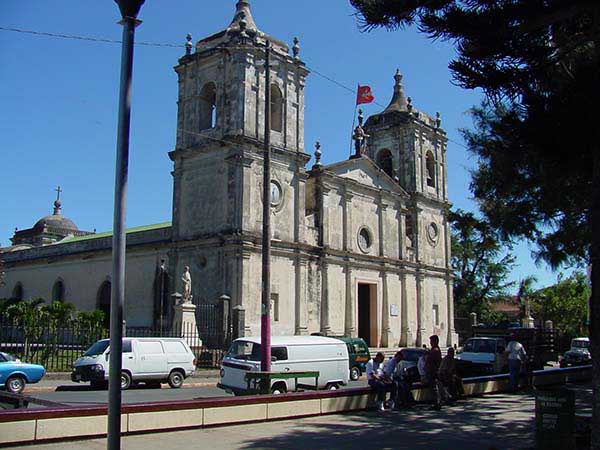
71 338 196 390
218 336 349 395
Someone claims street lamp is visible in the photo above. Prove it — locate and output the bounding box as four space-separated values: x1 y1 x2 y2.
109 2 144 450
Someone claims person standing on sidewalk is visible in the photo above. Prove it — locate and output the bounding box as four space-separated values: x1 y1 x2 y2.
505 335 526 392
424 335 442 410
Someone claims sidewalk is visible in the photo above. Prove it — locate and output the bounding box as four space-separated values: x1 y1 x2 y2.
4 392 538 450
25 370 220 393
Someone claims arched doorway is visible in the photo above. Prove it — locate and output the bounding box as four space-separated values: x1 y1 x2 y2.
96 281 111 329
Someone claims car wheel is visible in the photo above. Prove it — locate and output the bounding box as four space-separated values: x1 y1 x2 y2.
6 376 25 394
168 370 185 389
350 366 361 381
271 383 287 395
121 371 132 390
327 383 339 390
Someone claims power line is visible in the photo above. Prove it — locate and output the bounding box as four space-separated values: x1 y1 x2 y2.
0 26 183 47
0 25 469 150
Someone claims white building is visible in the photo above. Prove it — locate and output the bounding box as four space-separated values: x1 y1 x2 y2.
0 1 457 348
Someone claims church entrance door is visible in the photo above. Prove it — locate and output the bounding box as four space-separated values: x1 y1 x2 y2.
357 283 377 346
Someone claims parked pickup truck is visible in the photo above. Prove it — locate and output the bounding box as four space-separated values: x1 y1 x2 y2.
456 337 508 376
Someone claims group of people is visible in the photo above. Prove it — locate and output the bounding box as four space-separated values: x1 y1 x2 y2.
366 334 529 412
366 334 463 412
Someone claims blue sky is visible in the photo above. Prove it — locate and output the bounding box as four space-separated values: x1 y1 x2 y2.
0 0 574 290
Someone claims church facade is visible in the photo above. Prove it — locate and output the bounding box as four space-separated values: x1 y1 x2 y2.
0 1 457 348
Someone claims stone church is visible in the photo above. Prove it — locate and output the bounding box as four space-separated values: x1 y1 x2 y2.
0 1 457 348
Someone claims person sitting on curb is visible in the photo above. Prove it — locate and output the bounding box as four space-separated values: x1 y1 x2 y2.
393 350 415 408
437 346 463 404
383 351 402 410
366 352 392 411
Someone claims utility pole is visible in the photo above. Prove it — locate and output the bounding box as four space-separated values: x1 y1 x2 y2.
260 41 272 373
109 2 144 449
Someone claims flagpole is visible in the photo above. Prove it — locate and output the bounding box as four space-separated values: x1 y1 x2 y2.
349 103 358 158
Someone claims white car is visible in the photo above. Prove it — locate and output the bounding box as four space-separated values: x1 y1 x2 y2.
456 337 508 375
71 337 196 390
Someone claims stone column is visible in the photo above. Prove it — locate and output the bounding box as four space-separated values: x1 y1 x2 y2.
377 198 387 257
381 271 392 347
399 272 413 346
446 274 458 346
320 258 331 335
397 203 406 261
414 206 422 263
342 189 353 252
416 271 427 347
294 256 308 335
344 265 355 337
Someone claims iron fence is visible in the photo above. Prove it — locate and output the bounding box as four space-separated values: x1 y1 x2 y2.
0 313 229 371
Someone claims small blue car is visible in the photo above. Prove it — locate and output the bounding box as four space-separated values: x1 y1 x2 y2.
0 352 46 394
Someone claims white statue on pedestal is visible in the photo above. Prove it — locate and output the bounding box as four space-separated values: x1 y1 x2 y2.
181 266 192 304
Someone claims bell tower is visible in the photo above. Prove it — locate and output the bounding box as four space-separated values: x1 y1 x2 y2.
365 69 448 203
169 0 310 242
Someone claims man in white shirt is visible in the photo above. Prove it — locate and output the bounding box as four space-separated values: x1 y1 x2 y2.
366 352 391 411
383 352 402 410
505 335 527 392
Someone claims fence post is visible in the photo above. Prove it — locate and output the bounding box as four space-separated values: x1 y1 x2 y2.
219 295 231 348
232 305 245 340
470 312 478 327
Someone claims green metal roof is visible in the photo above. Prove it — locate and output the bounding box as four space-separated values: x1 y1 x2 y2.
58 222 172 244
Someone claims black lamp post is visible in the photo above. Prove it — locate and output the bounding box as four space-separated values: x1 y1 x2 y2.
109 2 144 450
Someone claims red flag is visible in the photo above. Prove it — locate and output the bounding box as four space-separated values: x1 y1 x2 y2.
356 85 374 105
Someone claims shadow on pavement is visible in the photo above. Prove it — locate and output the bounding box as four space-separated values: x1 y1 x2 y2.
238 394 536 450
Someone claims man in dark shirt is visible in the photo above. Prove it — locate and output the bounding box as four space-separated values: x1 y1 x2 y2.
424 334 442 410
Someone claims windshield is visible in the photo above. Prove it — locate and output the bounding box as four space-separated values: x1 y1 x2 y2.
463 339 496 354
84 340 110 357
226 341 261 361
572 340 590 349
0 353 18 362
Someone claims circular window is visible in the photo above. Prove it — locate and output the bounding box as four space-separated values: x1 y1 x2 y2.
427 222 439 245
357 227 373 253
270 180 283 207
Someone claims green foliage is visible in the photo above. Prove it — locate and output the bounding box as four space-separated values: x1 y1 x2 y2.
75 310 107 348
450 209 515 318
532 272 590 341
6 298 47 359
351 0 598 268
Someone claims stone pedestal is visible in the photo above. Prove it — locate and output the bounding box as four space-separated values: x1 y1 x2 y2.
522 316 535 329
172 302 202 348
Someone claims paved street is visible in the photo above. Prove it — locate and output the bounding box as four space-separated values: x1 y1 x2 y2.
22 376 366 407
4 392 537 450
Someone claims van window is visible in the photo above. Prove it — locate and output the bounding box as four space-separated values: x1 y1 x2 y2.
84 340 110 357
346 343 354 355
163 341 188 354
227 340 261 361
138 341 164 355
272 347 288 361
353 343 364 354
123 340 132 353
